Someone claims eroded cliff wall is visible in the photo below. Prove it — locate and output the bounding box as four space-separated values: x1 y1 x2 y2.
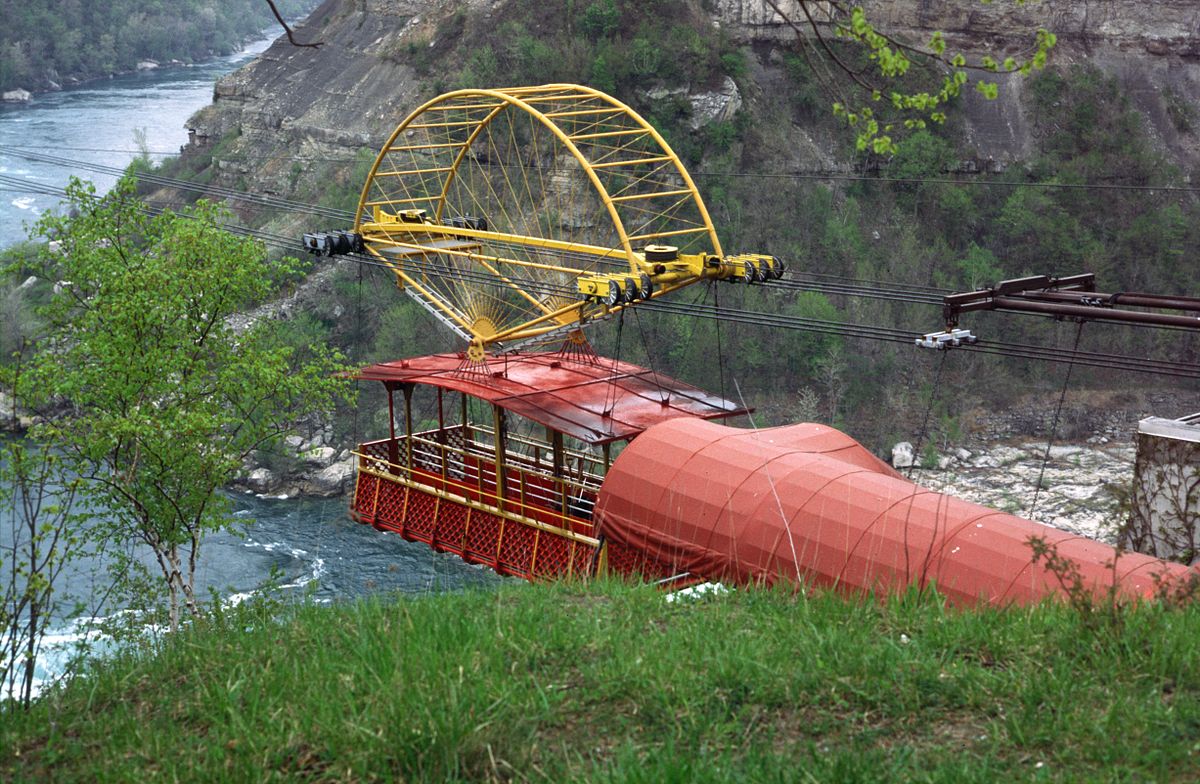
178 0 1200 229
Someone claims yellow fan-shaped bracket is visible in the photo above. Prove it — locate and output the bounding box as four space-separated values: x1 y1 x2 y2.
353 84 783 353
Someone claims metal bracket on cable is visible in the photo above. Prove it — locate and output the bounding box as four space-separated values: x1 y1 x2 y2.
301 229 364 256
915 328 978 350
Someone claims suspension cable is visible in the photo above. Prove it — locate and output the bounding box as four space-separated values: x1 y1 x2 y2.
907 350 948 480
1027 320 1085 520
10 173 1200 381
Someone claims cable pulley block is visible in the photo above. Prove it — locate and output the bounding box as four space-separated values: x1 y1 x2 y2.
643 244 679 262
579 272 653 306
722 254 784 283
302 230 364 256
442 215 488 232
915 328 978 350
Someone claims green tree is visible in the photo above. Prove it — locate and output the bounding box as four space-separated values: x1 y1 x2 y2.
955 243 1003 290
19 177 351 630
580 0 620 39
1 437 81 709
782 291 843 381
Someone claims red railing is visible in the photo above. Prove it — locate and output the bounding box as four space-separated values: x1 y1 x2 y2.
351 427 600 580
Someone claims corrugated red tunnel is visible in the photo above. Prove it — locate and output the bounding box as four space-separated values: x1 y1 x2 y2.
595 418 1191 605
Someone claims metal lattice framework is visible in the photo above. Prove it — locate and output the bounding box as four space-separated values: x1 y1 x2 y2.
353 84 780 358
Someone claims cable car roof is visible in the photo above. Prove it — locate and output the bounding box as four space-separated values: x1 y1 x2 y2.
354 352 750 445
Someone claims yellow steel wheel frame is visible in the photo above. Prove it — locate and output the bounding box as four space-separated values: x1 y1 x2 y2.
353 84 724 352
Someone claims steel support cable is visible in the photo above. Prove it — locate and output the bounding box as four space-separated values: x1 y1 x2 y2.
0 145 356 222
477 231 941 305
475 234 947 306
156 232 1200 378
604 309 626 418
20 175 1200 380
713 283 727 404
643 298 1200 378
763 278 945 306
1027 321 1085 521
630 307 669 404
791 269 951 294
906 350 949 480
770 278 945 302
771 272 949 298
477 236 948 306
971 336 1196 376
31 195 1200 378
0 146 973 310
0 146 982 308
235 226 1200 379
10 144 1200 194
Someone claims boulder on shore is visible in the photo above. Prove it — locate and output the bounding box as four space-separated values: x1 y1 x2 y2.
245 467 275 493
301 445 338 468
305 458 355 496
891 441 915 468
3 89 32 102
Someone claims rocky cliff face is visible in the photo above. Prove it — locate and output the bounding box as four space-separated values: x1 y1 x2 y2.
723 0 1200 169
180 0 1200 224
722 0 1200 49
179 0 1200 508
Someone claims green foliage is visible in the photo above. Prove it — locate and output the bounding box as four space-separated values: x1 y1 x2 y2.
4 581 1200 779
703 119 737 152
593 52 1200 447
589 49 618 95
0 437 82 710
0 0 319 91
994 187 1096 276
16 177 353 629
955 243 1003 290
889 130 956 181
829 4 1057 153
0 259 42 364
920 441 939 470
457 45 498 88
431 0 745 164
1164 88 1194 134
369 299 450 362
580 0 620 39
782 291 844 379
719 49 747 80
780 51 823 120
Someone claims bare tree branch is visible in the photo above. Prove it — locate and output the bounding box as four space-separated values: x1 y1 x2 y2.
266 0 323 49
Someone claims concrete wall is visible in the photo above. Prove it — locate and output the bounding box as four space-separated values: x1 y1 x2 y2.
1127 417 1200 562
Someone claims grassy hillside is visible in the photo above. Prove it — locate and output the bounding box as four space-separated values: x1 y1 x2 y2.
4 580 1199 781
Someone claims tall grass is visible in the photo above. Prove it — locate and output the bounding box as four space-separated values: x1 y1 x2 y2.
3 579 1198 781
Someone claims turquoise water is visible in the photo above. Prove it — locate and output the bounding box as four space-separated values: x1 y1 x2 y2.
0 37 502 696
0 34 268 244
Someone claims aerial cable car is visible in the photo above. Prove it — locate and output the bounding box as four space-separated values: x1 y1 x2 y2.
306 84 1196 605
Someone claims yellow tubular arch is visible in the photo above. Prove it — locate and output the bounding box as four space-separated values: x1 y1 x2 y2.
354 84 767 354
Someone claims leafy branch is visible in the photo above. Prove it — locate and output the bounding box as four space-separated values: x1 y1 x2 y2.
764 0 1057 153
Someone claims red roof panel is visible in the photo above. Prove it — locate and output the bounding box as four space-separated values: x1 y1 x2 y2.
354 352 749 444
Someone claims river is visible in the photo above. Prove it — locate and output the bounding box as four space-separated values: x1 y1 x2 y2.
0 34 500 697
0 33 270 245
